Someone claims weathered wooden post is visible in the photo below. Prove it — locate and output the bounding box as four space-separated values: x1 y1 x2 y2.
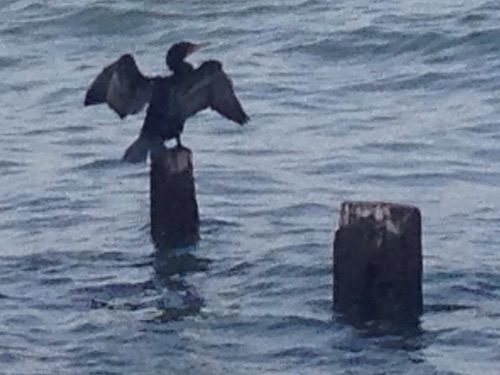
150 146 199 249
333 201 423 325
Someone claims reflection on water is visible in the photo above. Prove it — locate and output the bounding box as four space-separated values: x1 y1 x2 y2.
86 248 211 322
152 249 211 321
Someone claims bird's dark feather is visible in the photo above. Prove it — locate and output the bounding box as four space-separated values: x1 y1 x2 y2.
138 60 249 142
84 54 153 118
175 60 249 125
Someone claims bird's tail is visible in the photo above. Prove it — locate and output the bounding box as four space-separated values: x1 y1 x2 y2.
122 135 151 163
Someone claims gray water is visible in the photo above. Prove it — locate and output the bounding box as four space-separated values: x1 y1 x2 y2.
1 1 499 374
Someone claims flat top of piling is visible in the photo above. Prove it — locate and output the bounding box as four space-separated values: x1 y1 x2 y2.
339 201 421 234
151 146 193 174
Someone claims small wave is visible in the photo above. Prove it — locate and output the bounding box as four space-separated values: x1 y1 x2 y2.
273 202 332 217
8 79 46 92
424 304 473 314
201 218 242 236
0 56 23 69
342 71 461 92
14 252 64 272
193 2 310 21
356 171 455 187
51 136 113 147
16 195 70 210
0 160 27 175
472 148 500 162
459 13 489 24
75 280 153 301
23 125 92 136
7 5 167 39
0 292 10 299
257 261 330 280
289 23 500 66
73 158 124 171
362 141 432 153
287 27 452 62
453 170 500 186
217 261 253 277
3 213 99 232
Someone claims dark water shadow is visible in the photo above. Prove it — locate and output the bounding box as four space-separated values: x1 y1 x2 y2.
333 310 423 339
83 246 212 323
333 301 473 337
330 310 447 375
424 303 473 314
71 158 125 172
332 301 476 359
153 248 211 278
148 248 212 322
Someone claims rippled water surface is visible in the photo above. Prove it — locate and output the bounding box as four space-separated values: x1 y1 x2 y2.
1 1 499 374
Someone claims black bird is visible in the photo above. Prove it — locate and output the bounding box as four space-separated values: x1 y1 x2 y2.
84 41 249 163
123 60 249 163
84 41 203 118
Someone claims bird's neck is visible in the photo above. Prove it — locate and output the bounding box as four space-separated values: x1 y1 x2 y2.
168 60 194 77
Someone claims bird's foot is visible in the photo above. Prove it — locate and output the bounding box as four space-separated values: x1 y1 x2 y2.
175 139 187 150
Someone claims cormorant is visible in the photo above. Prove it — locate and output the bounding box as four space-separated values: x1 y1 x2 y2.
84 41 249 163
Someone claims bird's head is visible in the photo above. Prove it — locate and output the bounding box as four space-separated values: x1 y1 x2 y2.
166 41 204 70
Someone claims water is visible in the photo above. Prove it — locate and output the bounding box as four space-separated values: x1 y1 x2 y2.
1 0 499 374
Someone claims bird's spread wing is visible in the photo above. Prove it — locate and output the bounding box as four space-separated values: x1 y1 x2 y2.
84 60 117 106
208 67 249 125
175 60 249 125
84 54 153 118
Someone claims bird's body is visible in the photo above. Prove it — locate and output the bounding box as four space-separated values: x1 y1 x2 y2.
84 41 249 162
122 60 249 162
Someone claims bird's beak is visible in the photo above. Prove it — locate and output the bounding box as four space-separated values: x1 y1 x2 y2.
187 43 207 55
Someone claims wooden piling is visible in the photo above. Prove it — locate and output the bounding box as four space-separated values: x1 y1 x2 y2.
150 146 199 249
333 201 423 325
